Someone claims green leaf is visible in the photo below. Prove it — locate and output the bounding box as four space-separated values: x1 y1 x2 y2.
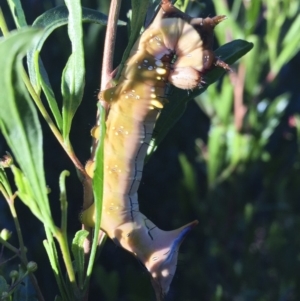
0 166 13 198
212 0 244 45
43 239 70 301
271 15 300 76
244 35 262 95
207 125 226 186
210 76 233 125
146 40 253 159
27 5 125 131
93 105 106 230
11 165 43 220
61 0 85 144
7 0 27 28
34 53 63 130
0 275 9 295
85 105 106 284
0 28 51 222
259 94 290 146
71 230 89 289
116 0 151 79
245 0 262 36
28 5 120 89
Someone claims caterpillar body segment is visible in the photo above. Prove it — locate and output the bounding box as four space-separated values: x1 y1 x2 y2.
82 0 230 299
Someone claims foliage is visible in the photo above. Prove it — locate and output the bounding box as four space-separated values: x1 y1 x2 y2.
0 0 299 301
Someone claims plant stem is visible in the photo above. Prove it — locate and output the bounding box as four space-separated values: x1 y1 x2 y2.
100 0 122 92
0 7 9 35
55 230 77 290
231 63 246 131
0 203 46 301
43 234 70 301
0 237 19 254
9 202 27 263
20 68 87 177
59 171 70 235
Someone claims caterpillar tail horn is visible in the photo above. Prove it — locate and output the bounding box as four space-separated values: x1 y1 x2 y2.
145 220 199 300
81 203 198 300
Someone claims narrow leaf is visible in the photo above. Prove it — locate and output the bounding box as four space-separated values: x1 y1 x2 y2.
0 28 51 220
85 105 106 282
11 165 43 220
71 230 89 289
116 0 150 79
61 0 85 144
7 0 27 28
0 275 9 295
28 5 121 89
27 6 125 130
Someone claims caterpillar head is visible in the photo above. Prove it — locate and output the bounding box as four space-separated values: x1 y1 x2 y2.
158 2 230 90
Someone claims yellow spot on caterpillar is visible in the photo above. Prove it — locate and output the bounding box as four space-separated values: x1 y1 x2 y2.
150 39 153 43
156 76 161 80
90 126 99 139
115 126 126 135
150 93 156 98
131 90 135 92
150 100 164 109
156 67 166 75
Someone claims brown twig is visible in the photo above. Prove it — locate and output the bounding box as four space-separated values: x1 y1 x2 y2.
100 0 122 109
231 63 247 131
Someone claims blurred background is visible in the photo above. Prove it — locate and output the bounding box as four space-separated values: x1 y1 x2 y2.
1 0 300 300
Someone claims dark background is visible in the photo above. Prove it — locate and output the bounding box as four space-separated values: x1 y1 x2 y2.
1 0 300 300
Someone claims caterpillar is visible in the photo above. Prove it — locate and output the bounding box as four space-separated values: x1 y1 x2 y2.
82 1 230 299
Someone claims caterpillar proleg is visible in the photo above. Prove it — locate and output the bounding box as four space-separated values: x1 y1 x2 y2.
82 1 230 299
